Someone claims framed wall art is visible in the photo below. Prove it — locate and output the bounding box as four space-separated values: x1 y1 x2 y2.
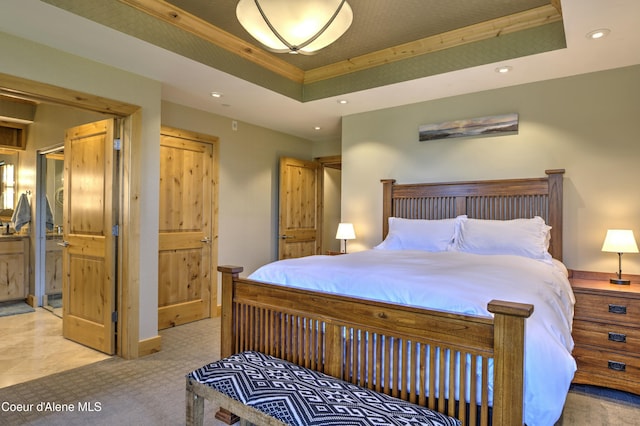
419 113 519 142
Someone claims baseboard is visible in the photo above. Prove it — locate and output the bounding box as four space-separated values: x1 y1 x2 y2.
138 335 162 357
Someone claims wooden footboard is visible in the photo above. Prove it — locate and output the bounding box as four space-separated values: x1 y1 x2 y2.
219 266 533 426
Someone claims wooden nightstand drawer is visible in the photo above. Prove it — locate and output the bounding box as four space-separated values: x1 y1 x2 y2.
572 345 640 394
573 319 640 353
574 292 640 326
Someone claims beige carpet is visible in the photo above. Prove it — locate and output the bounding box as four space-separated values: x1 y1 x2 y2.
0 317 224 426
0 316 638 425
557 388 640 426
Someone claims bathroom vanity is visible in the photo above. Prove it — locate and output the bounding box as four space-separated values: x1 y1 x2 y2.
0 235 29 302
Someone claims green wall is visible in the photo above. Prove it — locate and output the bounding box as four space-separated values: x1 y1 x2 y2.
342 65 640 274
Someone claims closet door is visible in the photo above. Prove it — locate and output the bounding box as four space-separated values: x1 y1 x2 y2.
62 118 117 354
158 127 217 329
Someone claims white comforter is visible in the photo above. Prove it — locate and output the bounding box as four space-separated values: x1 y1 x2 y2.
249 249 577 426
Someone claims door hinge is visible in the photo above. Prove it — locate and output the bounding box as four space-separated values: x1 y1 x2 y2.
112 311 118 323
113 138 122 151
112 224 119 236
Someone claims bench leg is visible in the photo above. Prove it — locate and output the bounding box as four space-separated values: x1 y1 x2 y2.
215 408 240 424
186 383 204 426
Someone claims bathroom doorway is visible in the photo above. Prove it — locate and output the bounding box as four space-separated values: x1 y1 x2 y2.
36 146 64 317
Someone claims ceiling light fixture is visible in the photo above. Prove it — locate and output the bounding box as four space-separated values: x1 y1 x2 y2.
495 65 513 74
586 28 611 40
236 0 353 55
210 92 223 98
337 99 348 104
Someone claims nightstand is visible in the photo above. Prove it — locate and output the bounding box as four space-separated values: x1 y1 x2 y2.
326 250 346 256
570 270 640 394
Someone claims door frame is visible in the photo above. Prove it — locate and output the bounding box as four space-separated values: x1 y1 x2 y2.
316 155 342 254
277 155 342 259
34 143 65 309
278 157 320 259
0 72 141 359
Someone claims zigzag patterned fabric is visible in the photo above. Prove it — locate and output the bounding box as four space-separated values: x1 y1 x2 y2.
188 351 461 426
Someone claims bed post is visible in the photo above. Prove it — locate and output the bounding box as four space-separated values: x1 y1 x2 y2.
381 179 396 239
218 265 243 358
487 300 533 426
545 169 565 261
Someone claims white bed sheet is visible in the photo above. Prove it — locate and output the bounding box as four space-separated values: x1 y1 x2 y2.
249 249 576 426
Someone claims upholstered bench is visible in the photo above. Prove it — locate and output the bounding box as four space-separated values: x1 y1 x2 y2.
186 351 461 426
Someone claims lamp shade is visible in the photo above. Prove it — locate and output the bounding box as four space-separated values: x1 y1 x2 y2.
602 229 639 253
236 0 353 55
335 222 356 240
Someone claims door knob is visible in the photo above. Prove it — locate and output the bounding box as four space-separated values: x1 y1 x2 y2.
57 241 70 247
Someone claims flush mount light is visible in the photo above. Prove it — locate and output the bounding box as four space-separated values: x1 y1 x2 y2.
236 0 353 55
586 28 611 40
495 65 513 74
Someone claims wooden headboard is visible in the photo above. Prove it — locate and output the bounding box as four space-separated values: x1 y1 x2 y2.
381 169 565 261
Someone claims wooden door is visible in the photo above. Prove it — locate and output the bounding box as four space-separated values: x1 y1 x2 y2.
158 127 217 329
62 118 117 355
278 157 320 260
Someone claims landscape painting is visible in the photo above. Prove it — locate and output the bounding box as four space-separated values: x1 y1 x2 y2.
419 113 519 142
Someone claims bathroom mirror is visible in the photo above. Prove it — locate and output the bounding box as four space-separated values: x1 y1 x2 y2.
45 151 64 232
0 148 18 222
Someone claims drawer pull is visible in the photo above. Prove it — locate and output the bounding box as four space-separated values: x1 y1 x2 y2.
608 304 627 314
608 361 626 372
608 332 627 343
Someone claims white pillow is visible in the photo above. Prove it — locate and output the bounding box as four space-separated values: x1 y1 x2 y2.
374 217 461 252
453 216 552 262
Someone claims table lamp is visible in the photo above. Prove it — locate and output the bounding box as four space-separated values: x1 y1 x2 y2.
335 222 356 253
602 229 639 285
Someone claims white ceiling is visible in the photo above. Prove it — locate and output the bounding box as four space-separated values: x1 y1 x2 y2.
1 0 640 142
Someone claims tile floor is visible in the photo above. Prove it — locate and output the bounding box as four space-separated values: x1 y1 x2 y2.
0 308 110 389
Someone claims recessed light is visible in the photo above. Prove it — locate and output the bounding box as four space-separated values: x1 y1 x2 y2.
337 99 348 105
314 126 321 131
210 92 223 98
495 66 513 74
586 28 611 40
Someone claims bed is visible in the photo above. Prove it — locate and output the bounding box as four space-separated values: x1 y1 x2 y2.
218 169 575 426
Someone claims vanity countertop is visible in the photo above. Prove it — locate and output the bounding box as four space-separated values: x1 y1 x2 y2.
0 234 28 241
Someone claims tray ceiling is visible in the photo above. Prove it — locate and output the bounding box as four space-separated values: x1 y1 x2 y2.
42 0 566 102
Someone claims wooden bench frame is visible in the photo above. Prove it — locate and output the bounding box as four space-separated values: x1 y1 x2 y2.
187 373 286 426
186 351 463 426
